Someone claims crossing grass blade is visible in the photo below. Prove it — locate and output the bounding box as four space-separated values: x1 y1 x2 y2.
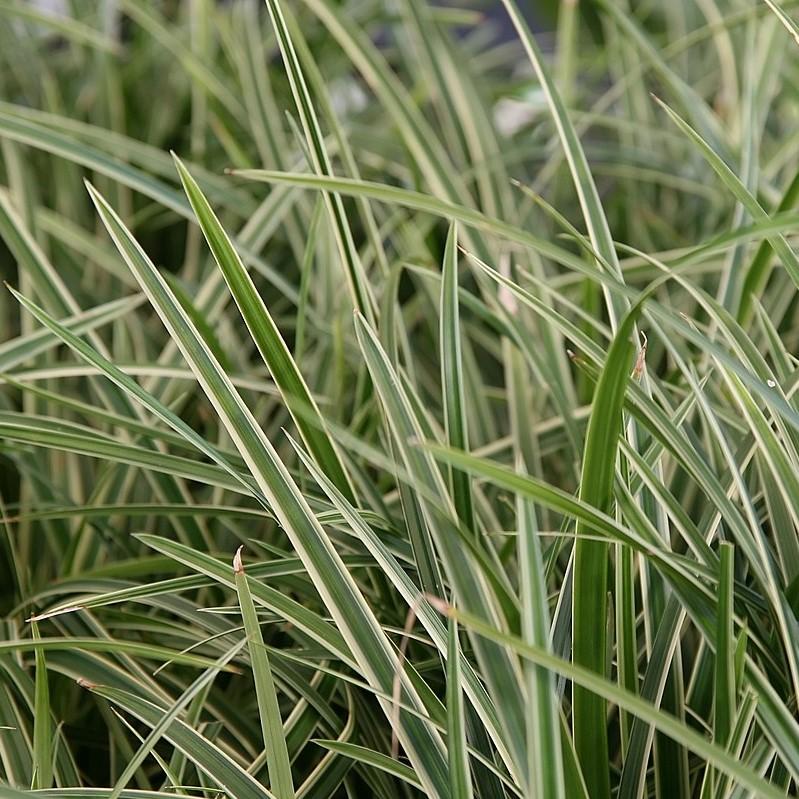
0 638 234 669
354 310 529 780
654 98 799 304
0 295 142 372
0 416 246 494
737 168 799 324
84 684 276 799
0 111 190 217
440 604 790 799
260 0 375 321
286 434 517 777
105 640 247 799
7 287 255 490
311 740 421 789
172 155 354 502
495 0 627 331
134 534 352 663
84 182 451 798
762 0 799 44
230 170 591 272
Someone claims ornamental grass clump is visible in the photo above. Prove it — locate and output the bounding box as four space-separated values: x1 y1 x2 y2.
1 1 799 797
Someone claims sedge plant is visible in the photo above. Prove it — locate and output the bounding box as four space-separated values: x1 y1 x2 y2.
1 0 799 797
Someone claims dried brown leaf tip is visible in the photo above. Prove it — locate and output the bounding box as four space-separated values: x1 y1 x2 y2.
423 593 452 616
233 545 245 575
632 332 648 381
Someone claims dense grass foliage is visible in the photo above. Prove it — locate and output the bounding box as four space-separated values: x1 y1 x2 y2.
2 0 799 797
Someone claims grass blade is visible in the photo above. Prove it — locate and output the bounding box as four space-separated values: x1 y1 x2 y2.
571 299 644 798
84 182 451 798
655 98 799 311
445 617 473 799
440 222 474 533
260 0 375 321
31 621 52 790
85 684 275 799
443 604 790 799
233 547 294 799
172 155 354 502
495 0 627 330
517 488 566 798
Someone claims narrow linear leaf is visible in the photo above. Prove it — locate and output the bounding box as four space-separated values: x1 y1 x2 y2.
84 183 451 798
440 222 474 533
572 299 644 799
173 155 354 502
446 617 473 799
233 547 294 799
31 621 52 790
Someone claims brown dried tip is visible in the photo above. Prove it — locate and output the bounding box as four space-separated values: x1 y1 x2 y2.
233 545 245 575
423 593 452 616
632 331 648 381
76 677 97 690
